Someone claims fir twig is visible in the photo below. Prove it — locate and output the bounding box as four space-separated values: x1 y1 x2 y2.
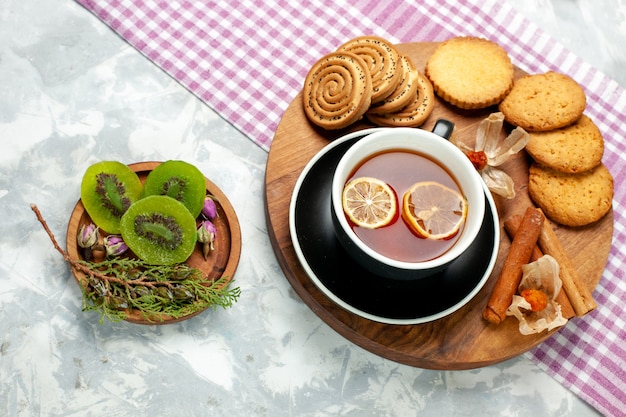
31 204 240 323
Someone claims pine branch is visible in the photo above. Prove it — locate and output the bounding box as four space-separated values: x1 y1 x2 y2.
31 204 240 323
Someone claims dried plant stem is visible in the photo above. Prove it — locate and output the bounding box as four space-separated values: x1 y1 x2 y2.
31 204 128 285
31 204 69 259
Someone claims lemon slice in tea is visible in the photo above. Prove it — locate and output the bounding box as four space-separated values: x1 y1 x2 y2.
342 177 397 229
402 181 467 240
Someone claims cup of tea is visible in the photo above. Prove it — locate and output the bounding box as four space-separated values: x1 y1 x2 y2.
331 125 485 280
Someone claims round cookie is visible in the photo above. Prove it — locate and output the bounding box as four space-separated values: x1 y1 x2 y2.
499 71 586 131
337 36 402 104
366 73 435 127
367 54 419 115
528 163 613 227
526 114 604 174
302 51 372 130
425 36 514 109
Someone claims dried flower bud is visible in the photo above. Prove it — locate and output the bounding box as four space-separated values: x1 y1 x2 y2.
77 223 99 248
132 286 151 299
201 196 218 220
108 295 129 310
169 267 192 281
88 277 108 297
197 220 216 243
197 220 217 260
172 285 195 301
156 286 173 303
104 235 129 258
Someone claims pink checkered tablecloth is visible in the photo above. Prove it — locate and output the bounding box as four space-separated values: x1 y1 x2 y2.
75 0 626 415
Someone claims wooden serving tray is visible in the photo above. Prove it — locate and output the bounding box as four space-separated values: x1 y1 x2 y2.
264 42 613 369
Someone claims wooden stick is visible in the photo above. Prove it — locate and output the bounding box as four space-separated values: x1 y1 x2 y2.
535 210 597 316
503 216 575 319
483 207 544 325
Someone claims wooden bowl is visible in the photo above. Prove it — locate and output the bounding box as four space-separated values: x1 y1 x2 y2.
66 161 242 324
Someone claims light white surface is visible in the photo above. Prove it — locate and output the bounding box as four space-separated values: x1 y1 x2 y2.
2 0 622 416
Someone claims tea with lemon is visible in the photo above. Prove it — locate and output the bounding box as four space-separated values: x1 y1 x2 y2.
343 149 468 262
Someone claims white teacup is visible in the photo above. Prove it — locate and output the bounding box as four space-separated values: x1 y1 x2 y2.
331 126 485 280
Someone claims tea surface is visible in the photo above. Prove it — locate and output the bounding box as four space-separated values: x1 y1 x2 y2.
347 150 464 262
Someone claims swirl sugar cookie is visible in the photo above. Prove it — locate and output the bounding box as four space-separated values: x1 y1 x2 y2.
337 36 402 104
367 54 419 115
366 73 435 127
302 51 372 130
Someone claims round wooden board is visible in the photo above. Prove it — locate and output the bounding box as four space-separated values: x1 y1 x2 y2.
67 161 242 325
264 42 613 369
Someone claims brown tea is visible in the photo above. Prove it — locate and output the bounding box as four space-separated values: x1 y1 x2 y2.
346 149 466 262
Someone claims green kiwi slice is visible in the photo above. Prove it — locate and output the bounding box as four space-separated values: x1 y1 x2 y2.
142 160 206 218
119 195 197 265
80 161 143 234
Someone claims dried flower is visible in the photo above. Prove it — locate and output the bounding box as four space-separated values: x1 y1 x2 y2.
77 223 99 248
77 223 100 261
172 285 195 301
452 112 529 199
201 196 218 220
197 220 217 260
506 255 568 335
103 235 129 258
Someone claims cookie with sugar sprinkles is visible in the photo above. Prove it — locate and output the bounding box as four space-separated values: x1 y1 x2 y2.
367 73 435 127
499 71 586 131
526 114 604 174
367 54 420 115
337 36 402 104
528 163 613 227
302 51 372 130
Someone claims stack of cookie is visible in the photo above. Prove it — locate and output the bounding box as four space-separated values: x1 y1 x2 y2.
499 72 613 227
302 36 434 130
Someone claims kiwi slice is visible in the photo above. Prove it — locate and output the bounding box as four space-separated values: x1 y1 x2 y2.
120 195 197 265
80 161 143 233
142 160 206 218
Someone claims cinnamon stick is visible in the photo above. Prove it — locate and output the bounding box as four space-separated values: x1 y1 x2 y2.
504 215 575 319
483 207 544 325
535 210 597 316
